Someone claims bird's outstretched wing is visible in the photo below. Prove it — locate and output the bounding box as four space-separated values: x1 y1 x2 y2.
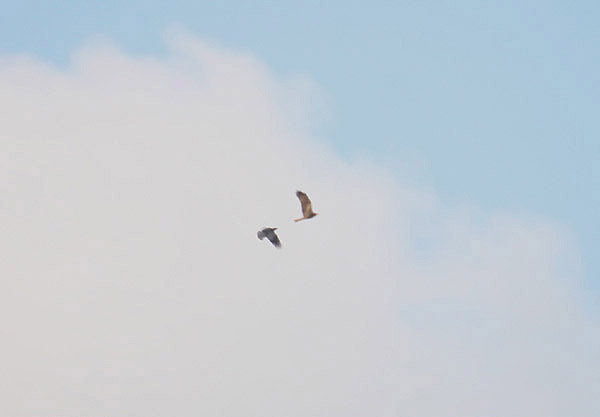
265 229 281 248
296 190 313 218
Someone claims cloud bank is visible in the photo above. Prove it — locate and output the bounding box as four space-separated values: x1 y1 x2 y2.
1 32 598 417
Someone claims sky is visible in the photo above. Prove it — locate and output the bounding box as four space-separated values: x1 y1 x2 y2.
1 1 599 416
2 0 599 287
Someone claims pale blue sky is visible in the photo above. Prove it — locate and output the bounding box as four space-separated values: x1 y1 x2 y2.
2 0 598 287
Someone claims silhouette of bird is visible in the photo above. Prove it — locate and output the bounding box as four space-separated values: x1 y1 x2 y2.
294 190 318 222
257 227 282 248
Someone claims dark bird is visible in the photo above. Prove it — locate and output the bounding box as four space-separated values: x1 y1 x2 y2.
294 190 318 222
257 227 282 248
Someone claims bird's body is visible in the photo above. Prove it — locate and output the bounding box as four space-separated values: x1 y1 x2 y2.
257 227 282 248
294 190 318 222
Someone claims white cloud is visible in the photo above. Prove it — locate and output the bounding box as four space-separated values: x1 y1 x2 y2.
1 32 598 417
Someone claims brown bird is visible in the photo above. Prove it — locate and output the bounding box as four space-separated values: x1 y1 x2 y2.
294 190 318 222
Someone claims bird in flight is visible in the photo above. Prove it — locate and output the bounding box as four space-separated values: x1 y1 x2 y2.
294 190 318 222
257 227 282 248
